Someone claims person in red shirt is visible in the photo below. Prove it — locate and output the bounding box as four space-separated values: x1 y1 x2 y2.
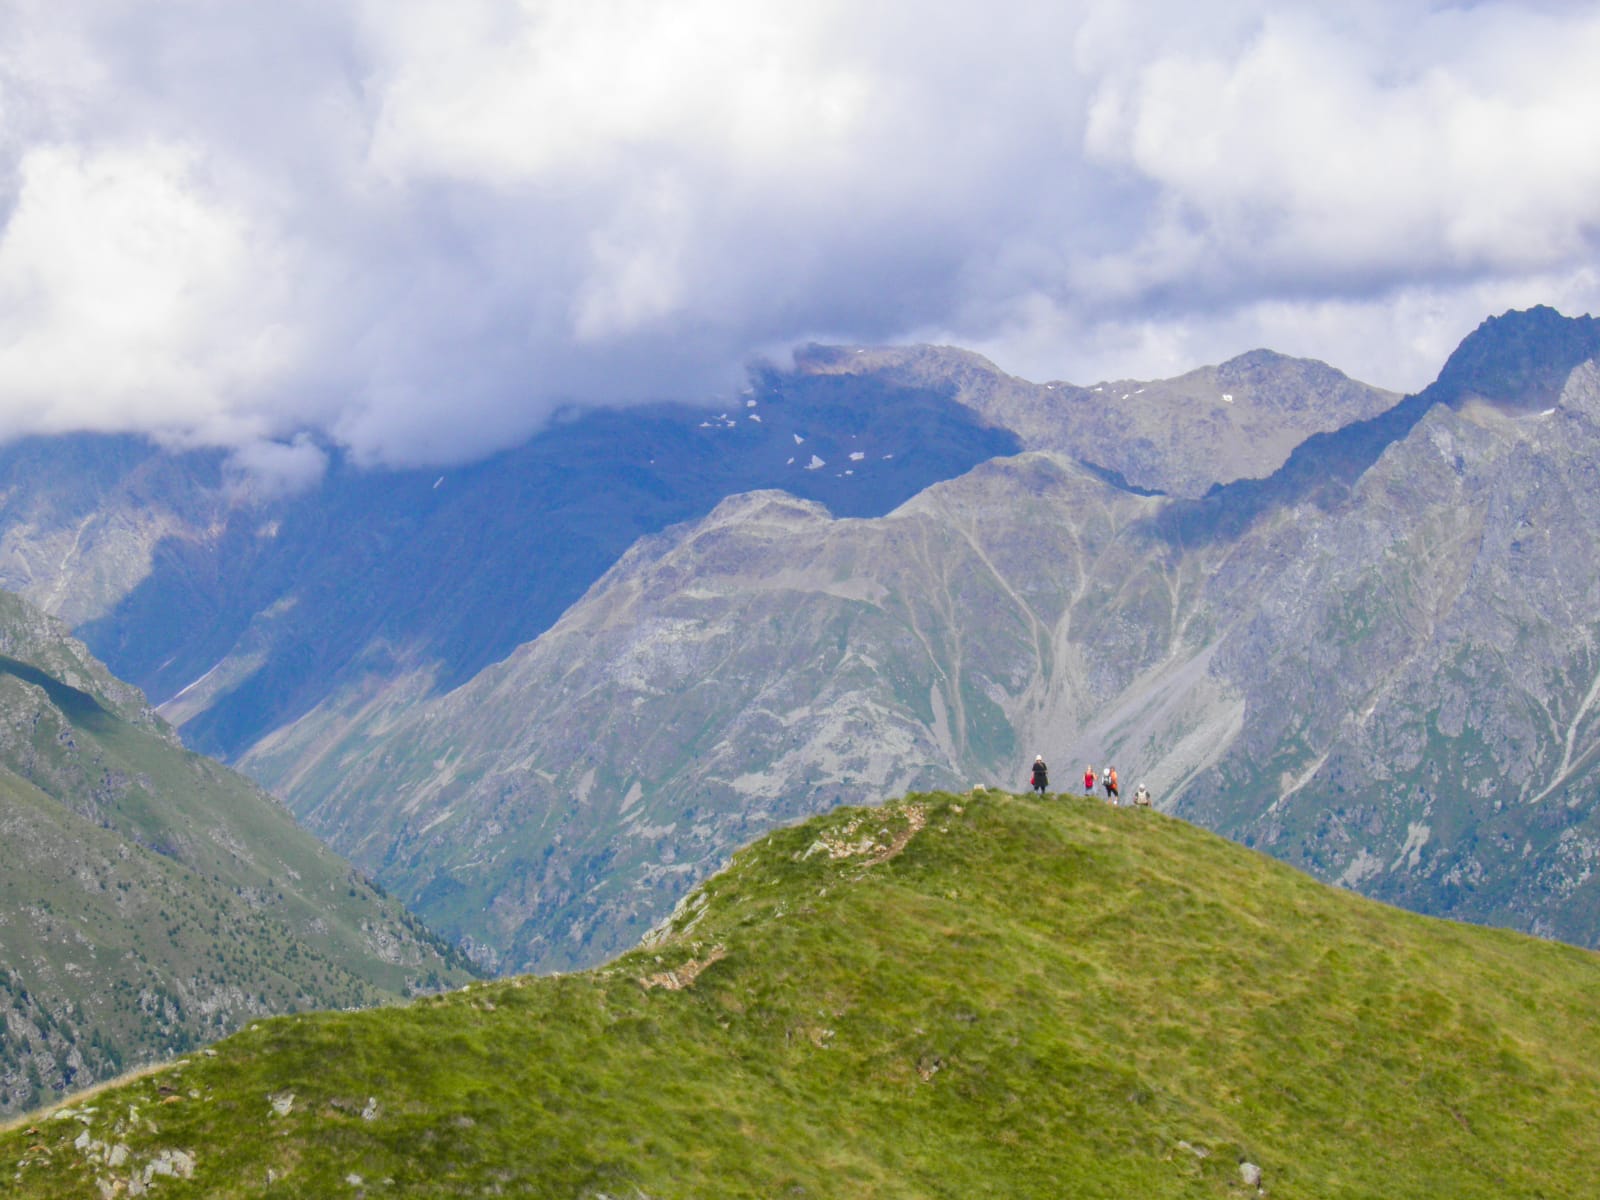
1084 765 1096 795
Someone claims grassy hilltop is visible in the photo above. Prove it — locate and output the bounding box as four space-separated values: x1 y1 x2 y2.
5 789 1600 1198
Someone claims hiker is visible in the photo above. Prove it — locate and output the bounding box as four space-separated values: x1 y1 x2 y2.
1030 755 1049 795
1134 782 1152 808
1102 765 1119 804
1083 764 1096 795
1108 766 1119 803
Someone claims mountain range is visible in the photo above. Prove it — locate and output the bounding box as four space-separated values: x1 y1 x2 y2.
4 305 1600 977
1 368 1022 764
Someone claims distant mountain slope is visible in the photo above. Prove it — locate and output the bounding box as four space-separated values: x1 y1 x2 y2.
0 592 474 1117
0 345 1389 772
249 460 1195 971
250 307 1600 974
1183 346 1600 943
801 341 1401 497
6 791 1600 1198
0 366 1020 764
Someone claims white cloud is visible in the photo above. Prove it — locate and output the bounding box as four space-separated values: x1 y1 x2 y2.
570 176 694 341
359 0 871 186
1078 5 1600 288
1 0 1599 466
961 272 1600 394
225 433 330 500
0 142 302 444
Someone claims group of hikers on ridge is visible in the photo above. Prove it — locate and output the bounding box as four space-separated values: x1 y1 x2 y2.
1030 755 1151 808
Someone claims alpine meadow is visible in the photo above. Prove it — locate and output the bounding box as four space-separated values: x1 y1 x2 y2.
5 791 1600 1197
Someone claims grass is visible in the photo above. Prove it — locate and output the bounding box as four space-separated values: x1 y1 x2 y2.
5 788 1600 1197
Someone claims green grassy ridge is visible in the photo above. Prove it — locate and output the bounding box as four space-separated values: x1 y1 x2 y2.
6 789 1600 1198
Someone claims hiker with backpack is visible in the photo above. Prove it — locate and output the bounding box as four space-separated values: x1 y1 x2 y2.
1084 765 1096 795
1133 782 1152 808
1030 755 1049 795
1102 765 1119 804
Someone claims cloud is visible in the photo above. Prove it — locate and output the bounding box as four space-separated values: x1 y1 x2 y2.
0 142 302 445
1076 5 1600 290
224 433 330 501
2 1 1599 468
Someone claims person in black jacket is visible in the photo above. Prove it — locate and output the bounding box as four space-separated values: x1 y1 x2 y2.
1030 755 1049 795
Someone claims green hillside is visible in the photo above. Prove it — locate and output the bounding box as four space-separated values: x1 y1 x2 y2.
0 592 476 1115
5 789 1599 1197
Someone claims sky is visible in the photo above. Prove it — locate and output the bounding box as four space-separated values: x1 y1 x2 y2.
2 0 1599 478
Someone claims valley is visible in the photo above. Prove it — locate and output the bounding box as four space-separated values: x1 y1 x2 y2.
0 592 474 1115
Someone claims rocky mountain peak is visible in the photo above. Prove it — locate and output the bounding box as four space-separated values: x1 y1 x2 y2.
1211 349 1364 410
1430 305 1600 411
